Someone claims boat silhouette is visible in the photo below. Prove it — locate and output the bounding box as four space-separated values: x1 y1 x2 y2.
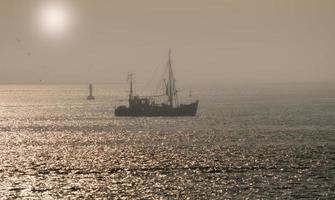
115 51 199 117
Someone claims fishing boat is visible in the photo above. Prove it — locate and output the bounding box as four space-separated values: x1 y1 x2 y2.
115 51 199 117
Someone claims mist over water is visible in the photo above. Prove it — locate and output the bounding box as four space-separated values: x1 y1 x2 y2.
1 0 335 84
0 84 334 199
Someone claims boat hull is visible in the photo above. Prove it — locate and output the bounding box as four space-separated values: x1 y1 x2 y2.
115 101 199 117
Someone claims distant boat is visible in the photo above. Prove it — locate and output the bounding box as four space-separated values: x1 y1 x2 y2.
115 51 199 117
87 84 95 100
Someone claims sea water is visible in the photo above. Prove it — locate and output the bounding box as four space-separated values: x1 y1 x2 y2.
0 84 334 199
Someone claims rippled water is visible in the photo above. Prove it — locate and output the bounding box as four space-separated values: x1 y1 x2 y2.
0 84 334 199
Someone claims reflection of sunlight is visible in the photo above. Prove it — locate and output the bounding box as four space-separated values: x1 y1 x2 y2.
35 1 74 40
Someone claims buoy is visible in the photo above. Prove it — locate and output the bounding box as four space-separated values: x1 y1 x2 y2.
87 84 95 100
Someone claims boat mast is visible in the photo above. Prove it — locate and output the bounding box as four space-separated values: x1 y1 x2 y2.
128 73 134 101
168 50 174 107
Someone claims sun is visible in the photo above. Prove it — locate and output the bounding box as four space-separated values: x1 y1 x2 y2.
36 1 73 39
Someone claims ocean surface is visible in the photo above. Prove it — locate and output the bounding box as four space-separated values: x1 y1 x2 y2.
0 84 334 199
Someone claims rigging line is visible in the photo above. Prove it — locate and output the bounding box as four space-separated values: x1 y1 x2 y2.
141 64 162 95
139 94 166 98
154 65 169 95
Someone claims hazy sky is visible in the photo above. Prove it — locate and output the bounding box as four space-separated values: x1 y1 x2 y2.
0 0 334 85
